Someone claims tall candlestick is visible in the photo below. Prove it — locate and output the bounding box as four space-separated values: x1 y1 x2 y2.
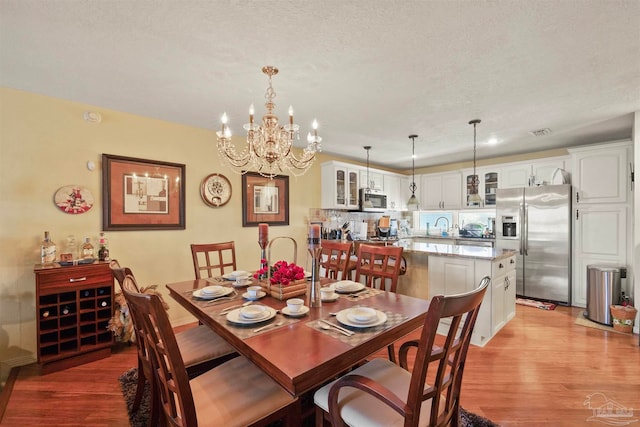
308 224 321 248
307 237 322 308
258 223 269 246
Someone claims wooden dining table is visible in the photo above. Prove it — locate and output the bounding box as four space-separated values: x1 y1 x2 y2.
166 278 430 400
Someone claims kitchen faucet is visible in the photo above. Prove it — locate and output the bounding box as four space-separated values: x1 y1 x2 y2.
434 217 450 234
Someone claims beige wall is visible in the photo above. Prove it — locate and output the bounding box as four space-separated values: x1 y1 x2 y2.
0 87 342 374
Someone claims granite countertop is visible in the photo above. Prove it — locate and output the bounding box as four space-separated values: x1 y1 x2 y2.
407 234 496 243
397 239 516 261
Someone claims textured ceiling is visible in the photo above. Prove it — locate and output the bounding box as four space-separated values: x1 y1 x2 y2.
1 0 639 170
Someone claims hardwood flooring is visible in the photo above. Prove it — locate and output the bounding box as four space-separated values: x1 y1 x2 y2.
1 306 638 426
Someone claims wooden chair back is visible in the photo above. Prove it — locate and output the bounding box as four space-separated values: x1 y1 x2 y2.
324 277 490 427
122 275 197 427
400 276 490 426
354 243 404 293
190 242 237 279
109 259 136 290
320 240 354 280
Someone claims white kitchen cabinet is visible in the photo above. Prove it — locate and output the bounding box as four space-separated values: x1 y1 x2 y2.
570 141 630 204
420 172 462 210
491 255 516 334
499 157 568 189
462 168 499 207
382 173 402 210
360 170 383 191
572 205 628 307
427 256 476 297
321 162 360 209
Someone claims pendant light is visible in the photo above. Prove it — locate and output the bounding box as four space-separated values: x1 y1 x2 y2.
363 146 373 208
406 135 420 211
468 119 482 205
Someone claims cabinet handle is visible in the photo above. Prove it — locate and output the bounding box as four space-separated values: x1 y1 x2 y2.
499 263 504 269
505 276 510 290
576 191 580 204
69 277 87 283
510 259 515 264
576 209 579 220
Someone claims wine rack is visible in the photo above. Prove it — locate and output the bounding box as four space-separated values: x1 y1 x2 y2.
34 262 114 373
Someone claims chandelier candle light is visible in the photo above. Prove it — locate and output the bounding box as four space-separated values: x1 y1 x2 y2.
307 224 322 308
216 66 322 178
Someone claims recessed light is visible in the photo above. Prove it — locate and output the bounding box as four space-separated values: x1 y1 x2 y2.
487 138 498 145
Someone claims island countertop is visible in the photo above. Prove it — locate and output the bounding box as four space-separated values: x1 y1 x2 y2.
396 239 516 261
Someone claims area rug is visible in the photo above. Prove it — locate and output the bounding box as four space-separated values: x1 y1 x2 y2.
516 297 556 310
575 314 630 335
119 368 500 427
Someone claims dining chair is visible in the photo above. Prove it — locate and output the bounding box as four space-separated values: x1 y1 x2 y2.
354 244 405 362
190 242 237 279
109 261 237 414
121 275 299 427
320 240 357 280
314 276 491 427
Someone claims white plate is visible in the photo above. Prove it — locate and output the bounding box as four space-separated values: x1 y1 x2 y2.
232 279 253 288
192 287 234 300
223 270 250 280
226 306 277 325
242 291 267 301
334 280 365 294
239 305 271 319
321 292 340 302
336 308 387 328
347 307 378 323
282 305 310 317
200 285 225 295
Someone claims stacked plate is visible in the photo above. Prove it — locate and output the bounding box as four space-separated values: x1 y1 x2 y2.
334 280 365 294
223 270 250 280
336 307 387 328
192 285 234 300
226 305 276 324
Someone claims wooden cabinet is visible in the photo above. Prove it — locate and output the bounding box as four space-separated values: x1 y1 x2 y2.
420 172 462 210
321 162 360 209
35 262 114 373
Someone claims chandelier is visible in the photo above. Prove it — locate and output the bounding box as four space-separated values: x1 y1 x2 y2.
216 66 322 178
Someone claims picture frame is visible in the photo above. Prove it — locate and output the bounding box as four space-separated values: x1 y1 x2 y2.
241 172 289 227
102 154 186 231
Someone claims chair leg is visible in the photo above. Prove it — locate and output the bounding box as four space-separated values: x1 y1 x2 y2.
132 358 146 411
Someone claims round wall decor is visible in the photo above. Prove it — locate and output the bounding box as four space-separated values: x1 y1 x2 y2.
54 185 94 214
200 173 232 207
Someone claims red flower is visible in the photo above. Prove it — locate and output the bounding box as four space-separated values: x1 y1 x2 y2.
268 260 304 285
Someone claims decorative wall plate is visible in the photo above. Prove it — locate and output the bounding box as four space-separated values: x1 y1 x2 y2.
54 185 94 214
201 173 232 207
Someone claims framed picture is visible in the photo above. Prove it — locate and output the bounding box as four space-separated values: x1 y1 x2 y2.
241 172 289 227
102 154 186 230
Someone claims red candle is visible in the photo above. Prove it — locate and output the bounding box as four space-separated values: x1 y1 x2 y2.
258 223 269 246
309 224 321 248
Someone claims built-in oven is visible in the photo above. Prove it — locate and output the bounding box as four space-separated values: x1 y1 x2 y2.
358 188 388 212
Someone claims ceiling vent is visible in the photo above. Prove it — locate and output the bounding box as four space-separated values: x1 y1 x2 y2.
529 128 552 137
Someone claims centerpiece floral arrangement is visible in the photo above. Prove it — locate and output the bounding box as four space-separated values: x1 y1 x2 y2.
254 260 305 285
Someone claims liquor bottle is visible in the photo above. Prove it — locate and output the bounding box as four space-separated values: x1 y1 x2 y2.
97 232 110 261
66 235 77 259
40 231 56 265
81 237 94 259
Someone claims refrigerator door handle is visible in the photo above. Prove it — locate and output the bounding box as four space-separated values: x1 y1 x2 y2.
519 203 525 255
523 203 529 256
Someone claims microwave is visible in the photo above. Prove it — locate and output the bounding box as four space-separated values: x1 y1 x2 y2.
358 188 388 212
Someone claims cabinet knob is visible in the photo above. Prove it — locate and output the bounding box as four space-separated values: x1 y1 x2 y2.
510 259 515 264
499 263 504 269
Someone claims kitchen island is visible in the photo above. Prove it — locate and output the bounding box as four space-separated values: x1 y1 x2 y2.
395 239 517 347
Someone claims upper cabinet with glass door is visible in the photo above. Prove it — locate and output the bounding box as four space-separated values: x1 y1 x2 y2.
462 168 499 207
321 161 360 209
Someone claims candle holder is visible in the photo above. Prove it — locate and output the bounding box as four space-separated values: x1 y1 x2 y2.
258 239 269 291
307 237 322 308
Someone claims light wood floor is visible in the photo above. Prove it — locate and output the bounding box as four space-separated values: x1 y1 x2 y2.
1 306 638 426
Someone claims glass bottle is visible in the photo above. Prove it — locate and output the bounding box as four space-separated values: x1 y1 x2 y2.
66 235 77 259
81 237 94 259
97 232 110 261
40 231 56 265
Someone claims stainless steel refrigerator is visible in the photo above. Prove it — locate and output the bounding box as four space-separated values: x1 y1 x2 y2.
495 184 571 305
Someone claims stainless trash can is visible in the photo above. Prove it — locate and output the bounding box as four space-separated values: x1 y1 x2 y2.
585 265 623 326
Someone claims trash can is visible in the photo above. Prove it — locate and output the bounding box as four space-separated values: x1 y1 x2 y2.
585 265 624 326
